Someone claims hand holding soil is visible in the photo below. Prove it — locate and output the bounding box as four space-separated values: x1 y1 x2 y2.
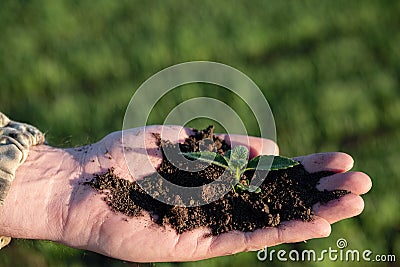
0 126 372 262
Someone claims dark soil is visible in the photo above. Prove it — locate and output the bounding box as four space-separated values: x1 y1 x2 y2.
86 126 349 235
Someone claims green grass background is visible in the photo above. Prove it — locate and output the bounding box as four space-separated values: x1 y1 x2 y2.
0 0 399 266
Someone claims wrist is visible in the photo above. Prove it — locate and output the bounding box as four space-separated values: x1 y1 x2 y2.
0 145 84 241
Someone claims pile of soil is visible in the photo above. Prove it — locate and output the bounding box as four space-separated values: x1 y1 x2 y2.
86 126 349 235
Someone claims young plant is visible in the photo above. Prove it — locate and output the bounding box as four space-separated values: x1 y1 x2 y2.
182 145 299 193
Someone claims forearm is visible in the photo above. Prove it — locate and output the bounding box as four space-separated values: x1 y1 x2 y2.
0 145 83 241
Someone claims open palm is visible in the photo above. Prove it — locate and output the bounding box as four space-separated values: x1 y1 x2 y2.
2 126 371 262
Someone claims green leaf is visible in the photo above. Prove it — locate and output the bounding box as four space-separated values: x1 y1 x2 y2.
247 155 299 171
235 183 248 191
228 146 249 170
234 183 261 193
247 155 274 170
181 151 229 168
248 185 262 193
223 150 231 162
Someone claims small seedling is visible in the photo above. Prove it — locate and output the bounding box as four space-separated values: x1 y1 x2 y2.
182 145 299 193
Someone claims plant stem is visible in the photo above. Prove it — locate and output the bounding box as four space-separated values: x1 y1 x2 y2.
235 168 240 183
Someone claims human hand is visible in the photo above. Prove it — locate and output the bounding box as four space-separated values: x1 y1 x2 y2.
0 126 371 262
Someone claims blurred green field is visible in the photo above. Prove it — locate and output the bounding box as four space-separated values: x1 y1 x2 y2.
0 0 399 266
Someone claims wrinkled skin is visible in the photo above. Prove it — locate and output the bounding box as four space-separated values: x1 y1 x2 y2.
0 126 371 262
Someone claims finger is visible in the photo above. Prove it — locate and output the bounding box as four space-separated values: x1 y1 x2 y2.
313 194 364 224
145 125 194 144
217 134 279 157
317 172 372 195
208 216 331 256
293 152 354 173
0 112 10 127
